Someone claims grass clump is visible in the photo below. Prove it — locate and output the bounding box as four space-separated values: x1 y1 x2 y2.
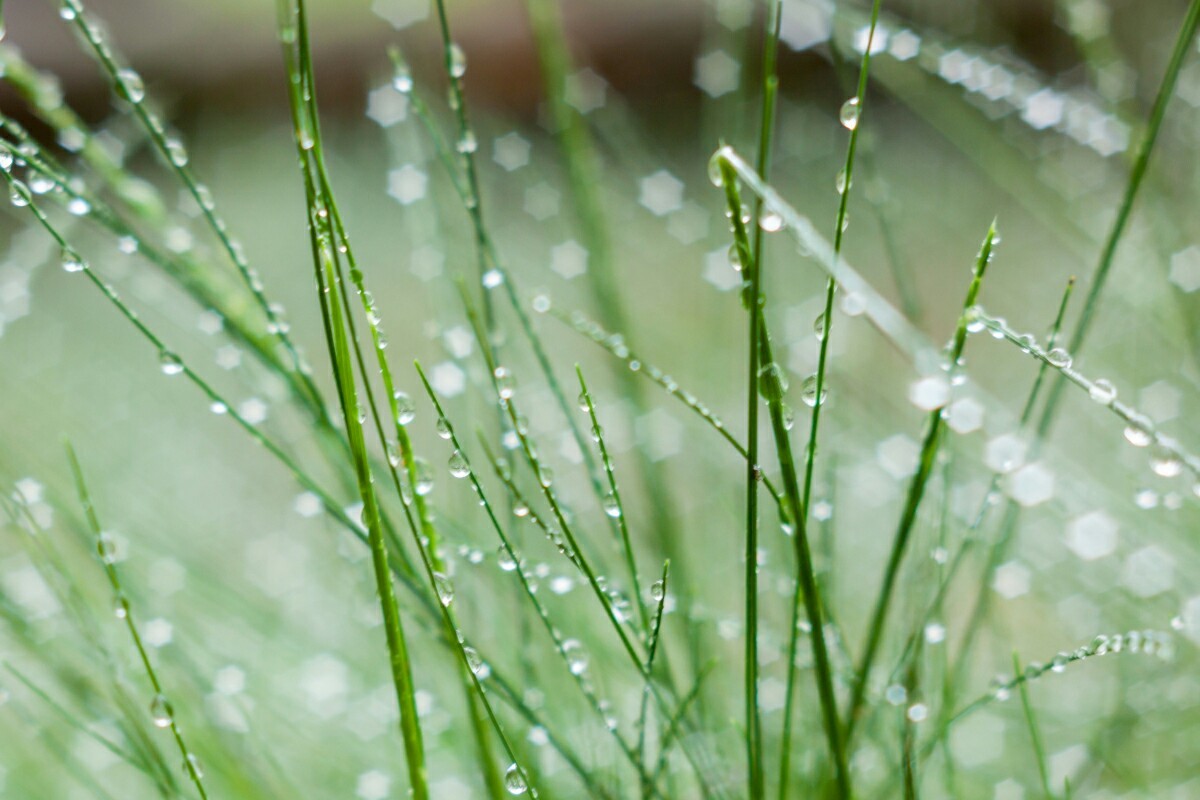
1 0 1199 798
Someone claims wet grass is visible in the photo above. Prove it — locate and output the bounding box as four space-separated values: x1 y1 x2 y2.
1 0 1199 798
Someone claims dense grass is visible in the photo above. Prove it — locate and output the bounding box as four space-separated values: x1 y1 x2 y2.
1 0 1199 798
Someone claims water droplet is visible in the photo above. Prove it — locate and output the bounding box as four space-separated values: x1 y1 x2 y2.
114 595 130 619
757 362 788 402
448 450 470 479
10 183 30 207
799 374 826 407
602 492 621 518
839 97 860 130
1089 379 1117 405
456 130 478 155
562 638 589 675
577 391 590 412
1046 347 1072 368
707 150 725 187
392 64 413 93
413 459 434 496
394 391 415 426
61 248 86 273
150 693 174 728
182 753 204 779
538 466 555 488
117 68 145 103
782 403 795 430
651 580 665 602
436 417 452 439
813 312 827 341
494 367 515 400
97 532 117 563
463 646 489 678
504 763 528 795
159 351 184 376
449 43 468 79
513 501 530 518
60 1 79 21
758 211 784 233
497 547 518 572
1123 420 1153 448
1150 447 1182 478
434 572 454 606
835 168 851 195
725 244 745 274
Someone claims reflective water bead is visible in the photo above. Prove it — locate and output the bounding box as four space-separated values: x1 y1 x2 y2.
839 96 860 130
150 693 174 728
435 417 452 439
601 492 621 518
498 547 517 571
159 351 184 376
799 374 826 408
758 211 784 232
448 43 468 79
448 450 470 478
813 312 827 341
562 639 588 675
61 248 86 273
651 580 665 602
394 391 415 426
835 168 850 195
1123 419 1153 447
433 572 454 606
1046 347 1072 368
757 362 788 402
494 366 515 400
1150 447 1183 478
504 763 528 795
117 68 146 103
1089 379 1117 405
182 753 204 779
413 459 434 496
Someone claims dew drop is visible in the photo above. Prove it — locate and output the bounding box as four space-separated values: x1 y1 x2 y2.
577 391 590 412
835 168 851 195
114 595 130 619
799 374 826 407
456 130 478 155
436 417 452 439
562 638 589 675
61 248 86 273
1123 420 1153 448
839 97 860 130
463 646 489 678
650 580 665 602
497 547 518 572
707 150 725 187
1046 347 1072 368
433 572 454 606
757 362 788 402
1089 379 1117 405
182 753 204 779
758 211 784 233
10 183 30 207
504 763 528 795
394 391 416 426
813 312 827 341
1150 447 1183 478
159 351 184 376
150 693 174 728
97 532 118 564
60 1 79 21
413 459 434 496
448 450 470 479
117 68 146 103
494 366 515 400
602 492 621 518
392 65 413 94
449 43 468 79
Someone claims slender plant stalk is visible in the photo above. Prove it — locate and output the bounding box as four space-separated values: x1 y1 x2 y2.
716 155 849 798
65 443 209 799
1014 653 1054 799
845 223 997 745
1034 0 1200 443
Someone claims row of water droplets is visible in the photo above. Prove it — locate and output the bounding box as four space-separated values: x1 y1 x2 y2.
965 306 1200 487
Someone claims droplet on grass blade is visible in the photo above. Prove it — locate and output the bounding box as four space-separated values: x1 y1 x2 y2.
839 97 860 129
